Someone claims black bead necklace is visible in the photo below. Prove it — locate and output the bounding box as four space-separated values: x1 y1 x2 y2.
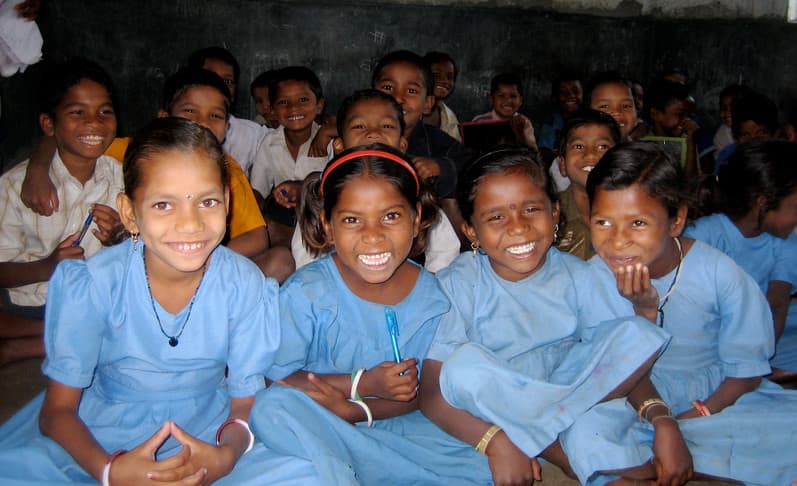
143 251 207 347
657 236 684 327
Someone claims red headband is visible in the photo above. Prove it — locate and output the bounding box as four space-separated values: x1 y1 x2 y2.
320 149 420 197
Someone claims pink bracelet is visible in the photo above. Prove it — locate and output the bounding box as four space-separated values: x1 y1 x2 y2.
691 400 711 417
215 418 255 453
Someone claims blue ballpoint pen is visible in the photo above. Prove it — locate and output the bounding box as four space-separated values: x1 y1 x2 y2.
72 213 94 247
385 307 402 363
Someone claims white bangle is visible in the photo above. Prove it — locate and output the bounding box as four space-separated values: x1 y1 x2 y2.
350 368 365 401
348 398 373 427
101 450 126 486
216 418 255 454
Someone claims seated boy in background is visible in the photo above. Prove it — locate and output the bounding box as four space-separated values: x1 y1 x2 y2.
1 58 124 365
539 72 583 163
372 49 470 247
714 89 779 172
644 78 701 177
555 109 620 260
422 51 462 142
188 46 272 175
249 66 333 248
250 69 280 129
471 72 537 151
20 67 293 282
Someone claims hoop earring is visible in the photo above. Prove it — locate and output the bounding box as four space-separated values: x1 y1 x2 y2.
470 241 479 255
553 223 559 243
131 232 139 251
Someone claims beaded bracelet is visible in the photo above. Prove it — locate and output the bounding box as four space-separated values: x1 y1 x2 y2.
475 425 502 455
350 368 365 401
348 398 373 427
692 400 711 417
101 449 127 486
216 418 255 454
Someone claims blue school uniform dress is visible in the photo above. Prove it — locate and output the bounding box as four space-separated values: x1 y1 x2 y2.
685 214 797 372
561 241 797 485
249 254 493 486
0 239 318 485
428 249 668 460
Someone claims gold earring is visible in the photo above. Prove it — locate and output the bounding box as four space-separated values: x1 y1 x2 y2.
553 223 559 243
470 241 479 255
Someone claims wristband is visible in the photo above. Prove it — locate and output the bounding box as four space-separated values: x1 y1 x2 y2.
348 398 373 427
692 400 711 417
475 425 502 455
350 368 365 401
216 418 255 454
101 449 127 486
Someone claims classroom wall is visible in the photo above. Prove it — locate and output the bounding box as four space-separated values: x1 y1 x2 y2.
2 0 796 171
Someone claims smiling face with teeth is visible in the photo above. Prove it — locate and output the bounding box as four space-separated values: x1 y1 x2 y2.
589 82 637 139
559 123 616 190
464 170 559 282
40 79 116 179
490 83 523 119
322 174 421 302
118 148 229 281
272 79 324 135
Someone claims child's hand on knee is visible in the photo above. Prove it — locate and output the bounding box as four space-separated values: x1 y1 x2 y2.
302 372 356 420
485 430 541 486
361 358 419 401
147 421 234 485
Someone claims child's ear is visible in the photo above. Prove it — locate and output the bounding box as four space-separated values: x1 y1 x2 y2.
487 94 495 108
320 212 334 246
551 200 561 225
669 206 688 237
412 201 422 238
399 136 408 153
224 188 231 216
39 113 55 137
558 154 568 178
157 109 169 119
650 107 663 125
315 98 325 115
116 193 139 235
422 95 435 117
461 221 478 248
332 137 345 155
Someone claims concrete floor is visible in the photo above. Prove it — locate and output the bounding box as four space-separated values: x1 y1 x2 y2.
0 359 740 485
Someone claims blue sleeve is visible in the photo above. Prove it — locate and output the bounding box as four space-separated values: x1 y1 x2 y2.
426 265 472 362
771 235 797 289
226 260 281 398
715 256 775 378
267 274 324 380
538 118 557 150
42 260 106 388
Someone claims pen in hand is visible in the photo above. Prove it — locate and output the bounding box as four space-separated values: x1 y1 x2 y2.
72 213 94 247
385 307 401 363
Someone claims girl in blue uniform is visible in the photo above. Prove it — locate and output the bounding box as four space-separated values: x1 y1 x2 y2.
685 140 797 376
420 147 691 486
250 144 492 485
0 118 316 485
564 141 797 485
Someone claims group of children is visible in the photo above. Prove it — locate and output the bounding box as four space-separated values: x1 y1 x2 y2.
0 45 796 485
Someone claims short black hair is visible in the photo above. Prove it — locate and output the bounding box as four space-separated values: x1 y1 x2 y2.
423 51 458 80
161 67 231 116
267 66 324 106
731 90 778 139
584 71 632 108
187 46 240 84
39 57 116 116
336 89 405 137
646 79 691 113
551 71 582 98
490 73 523 96
371 50 434 96
250 69 278 97
558 109 622 155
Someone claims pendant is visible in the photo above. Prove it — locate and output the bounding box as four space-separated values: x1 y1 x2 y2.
169 336 179 347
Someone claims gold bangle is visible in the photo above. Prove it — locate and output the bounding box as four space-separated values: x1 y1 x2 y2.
475 425 502 455
637 398 669 423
